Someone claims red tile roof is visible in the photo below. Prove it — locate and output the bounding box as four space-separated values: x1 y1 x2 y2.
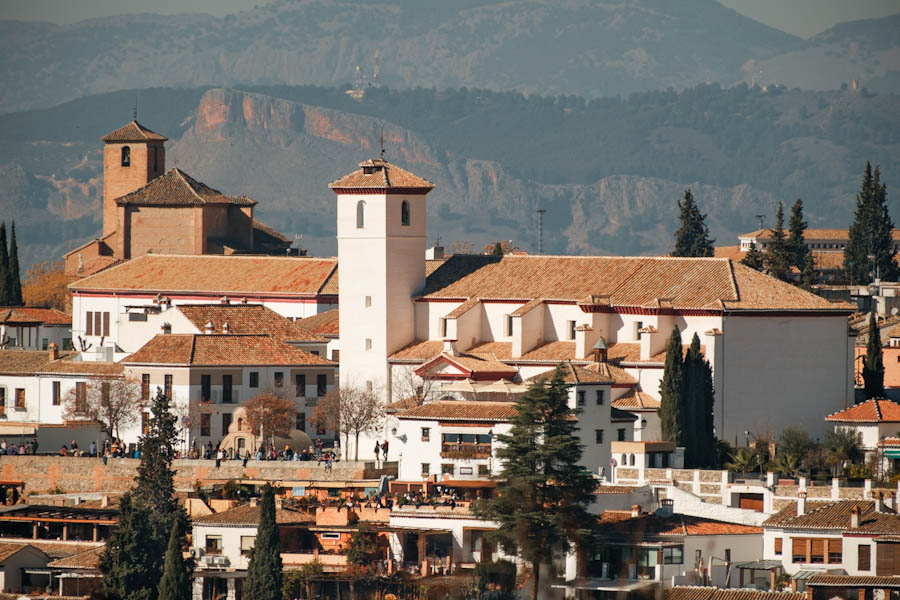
668 587 806 600
329 159 434 191
46 546 103 569
765 500 900 534
38 360 123 376
70 254 337 296
123 334 333 367
0 307 70 325
0 350 65 375
597 511 762 536
826 399 900 423
100 120 167 142
115 168 256 207
193 502 315 526
0 543 34 564
611 389 660 410
397 401 518 422
527 361 617 384
807 574 900 588
299 309 340 337
176 304 323 342
742 228 900 242
389 340 444 362
417 353 518 378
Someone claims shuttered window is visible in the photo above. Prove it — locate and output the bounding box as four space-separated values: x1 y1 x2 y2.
828 538 842 564
774 538 782 555
792 538 806 563
810 539 825 563
86 312 93 336
859 544 871 571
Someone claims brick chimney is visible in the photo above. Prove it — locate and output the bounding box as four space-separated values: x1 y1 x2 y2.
875 491 885 513
161 322 171 335
850 504 860 528
48 342 58 361
797 491 807 516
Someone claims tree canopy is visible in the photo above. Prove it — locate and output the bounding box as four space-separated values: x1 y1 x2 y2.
244 484 283 600
845 162 898 284
863 309 885 399
764 201 793 282
672 189 714 257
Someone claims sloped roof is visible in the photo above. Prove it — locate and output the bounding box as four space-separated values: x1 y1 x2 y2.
299 309 339 337
527 361 615 384
38 360 123 376
597 511 762 536
611 389 660 409
0 350 64 375
422 255 850 313
0 543 33 564
765 500 900 534
176 304 323 342
825 398 900 423
389 340 444 362
0 307 70 325
807 574 900 589
69 254 337 296
115 168 256 207
742 228 900 242
123 334 333 367
416 352 518 378
396 401 517 422
329 159 434 191
667 587 806 600
46 546 103 569
193 502 315 526
100 120 167 142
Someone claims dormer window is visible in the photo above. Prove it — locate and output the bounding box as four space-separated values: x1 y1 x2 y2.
401 200 411 226
121 146 131 167
356 200 366 229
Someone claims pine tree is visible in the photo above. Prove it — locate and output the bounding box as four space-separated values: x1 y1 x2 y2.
0 223 8 306
682 333 716 467
764 202 793 282
244 484 283 600
787 199 817 289
798 253 818 291
672 189 715 257
100 494 159 600
659 326 684 444
863 309 885 399
845 163 898 284
7 223 22 306
741 241 765 271
473 367 597 600
158 520 192 600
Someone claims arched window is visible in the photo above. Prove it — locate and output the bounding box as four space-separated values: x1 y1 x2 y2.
356 200 366 229
121 146 131 167
629 454 636 466
401 200 411 226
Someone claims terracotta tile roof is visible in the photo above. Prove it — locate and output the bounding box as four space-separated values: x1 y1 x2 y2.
807 574 900 588
252 220 291 244
176 304 323 342
606 342 703 365
445 297 481 319
425 259 447 277
812 252 846 271
0 307 70 325
329 159 434 191
29 542 100 560
825 399 900 423
611 389 660 410
38 360 123 376
46 546 103 569
765 500 900 534
422 255 849 313
389 340 445 362
75 255 123 278
100 120 167 142
744 228 900 242
299 309 340 336
396 400 517 422
510 298 543 317
527 361 615 384
419 353 518 377
0 350 59 375
597 511 762 536
319 267 339 295
0 543 31 564
668 587 806 600
115 168 256 207
193 502 315 526
123 334 333 367
713 246 744 261
70 254 338 296
467 340 580 363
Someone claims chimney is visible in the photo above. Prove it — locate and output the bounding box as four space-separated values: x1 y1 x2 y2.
222 322 230 334
101 494 110 508
875 491 885 513
250 497 258 508
442 339 459 356
887 492 895 511
631 504 641 518
48 342 58 361
161 322 171 335
850 504 860 529
220 296 230 305
204 321 214 335
797 491 807 516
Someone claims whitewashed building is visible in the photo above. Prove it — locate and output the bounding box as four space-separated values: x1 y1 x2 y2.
0 308 71 351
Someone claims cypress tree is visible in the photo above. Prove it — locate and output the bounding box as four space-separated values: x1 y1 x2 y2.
741 242 765 271
158 520 192 600
659 326 685 444
863 309 885 399
7 223 22 306
845 163 898 284
473 367 597 600
764 202 792 282
683 333 716 467
244 484 283 600
672 189 715 257
787 199 816 283
100 494 159 600
0 223 8 306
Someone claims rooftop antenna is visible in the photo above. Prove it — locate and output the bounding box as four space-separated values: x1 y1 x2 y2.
537 209 546 255
755 214 765 230
379 126 385 160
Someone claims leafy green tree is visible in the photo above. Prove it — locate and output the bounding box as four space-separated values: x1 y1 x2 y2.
824 427 862 476
672 189 714 257
845 162 898 284
741 241 765 271
346 532 379 566
778 426 814 460
100 494 159 600
283 560 323 600
772 454 800 478
245 484 283 600
0 223 8 306
473 366 596 600
158 520 192 600
863 309 885 399
6 223 22 306
659 326 684 444
764 202 792 282
725 447 758 478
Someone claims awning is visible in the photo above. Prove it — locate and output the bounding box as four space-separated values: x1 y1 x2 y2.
793 570 826 581
884 448 900 459
735 560 783 570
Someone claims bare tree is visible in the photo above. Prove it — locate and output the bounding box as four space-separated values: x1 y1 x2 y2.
62 375 142 439
173 396 218 450
391 367 437 406
311 384 384 461
242 391 296 444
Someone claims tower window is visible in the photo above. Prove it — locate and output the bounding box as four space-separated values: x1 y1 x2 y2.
356 200 366 229
121 146 131 167
401 200 411 226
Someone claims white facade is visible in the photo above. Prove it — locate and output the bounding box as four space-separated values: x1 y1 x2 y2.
1 323 69 352
763 526 875 577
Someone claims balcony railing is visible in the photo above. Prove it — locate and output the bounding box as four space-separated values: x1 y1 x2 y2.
441 443 492 459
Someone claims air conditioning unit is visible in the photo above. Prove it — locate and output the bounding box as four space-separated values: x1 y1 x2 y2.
211 556 229 566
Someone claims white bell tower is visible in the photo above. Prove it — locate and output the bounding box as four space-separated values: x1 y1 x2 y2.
331 159 433 459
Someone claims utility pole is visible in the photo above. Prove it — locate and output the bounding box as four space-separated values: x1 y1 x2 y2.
537 209 546 255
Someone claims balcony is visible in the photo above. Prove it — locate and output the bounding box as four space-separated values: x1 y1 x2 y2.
440 443 492 459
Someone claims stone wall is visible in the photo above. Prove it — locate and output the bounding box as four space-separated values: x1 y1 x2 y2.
0 456 396 495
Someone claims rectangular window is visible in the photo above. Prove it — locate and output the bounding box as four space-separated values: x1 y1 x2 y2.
421 463 430 476
596 389 605 405
577 390 586 406
240 536 255 556
14 389 24 409
222 413 232 435
85 311 93 335
365 338 372 351
634 320 643 340
75 381 86 413
164 375 173 400
810 538 825 563
441 464 454 475
421 427 430 441
506 315 513 337
100 381 110 404
316 374 327 397
859 544 871 571
63 337 72 350
0 388 5 415
141 374 150 401
200 413 211 437
774 537 782 556
617 428 626 441
94 312 102 337
478 464 490 476
568 320 577 340
128 311 147 322
441 318 448 338
274 372 284 388
222 375 233 404
828 538 842 564
295 374 306 397
42 338 48 351
663 546 684 564
296 413 305 432
365 296 372 308
102 312 110 337
459 466 473 476
200 374 211 402
595 429 604 444
792 538 806 563
205 535 223 555
52 381 61 406
249 372 259 388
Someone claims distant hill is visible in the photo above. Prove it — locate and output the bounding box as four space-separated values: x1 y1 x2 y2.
0 0 801 113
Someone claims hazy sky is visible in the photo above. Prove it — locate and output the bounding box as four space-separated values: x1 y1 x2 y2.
0 0 897 39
